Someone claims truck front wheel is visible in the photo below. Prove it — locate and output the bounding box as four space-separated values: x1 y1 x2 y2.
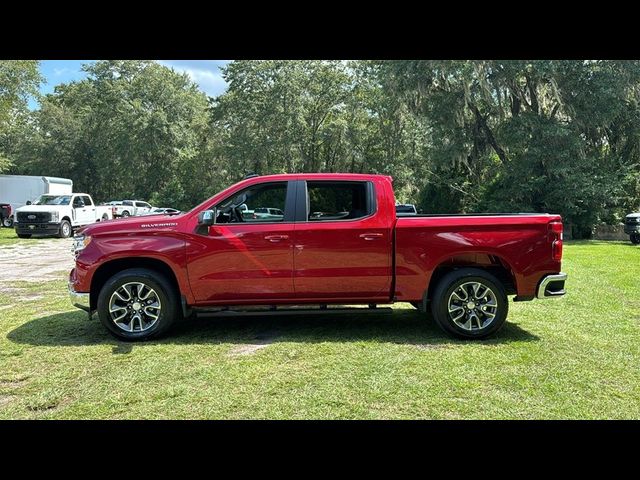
631 233 640 245
96 268 180 341
431 268 508 339
58 220 72 238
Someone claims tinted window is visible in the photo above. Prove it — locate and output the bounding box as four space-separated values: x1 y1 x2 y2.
216 182 288 223
82 196 92 206
123 201 134 206
307 182 371 221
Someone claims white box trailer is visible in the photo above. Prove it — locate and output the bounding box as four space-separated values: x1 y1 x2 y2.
0 175 73 212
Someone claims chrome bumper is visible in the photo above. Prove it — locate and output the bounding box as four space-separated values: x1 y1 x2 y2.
536 272 567 299
68 282 91 312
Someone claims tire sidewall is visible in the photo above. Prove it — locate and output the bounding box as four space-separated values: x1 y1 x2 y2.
432 270 508 339
631 233 640 245
97 269 178 341
59 220 71 238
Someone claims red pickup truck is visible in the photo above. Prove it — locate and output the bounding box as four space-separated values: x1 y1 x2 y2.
69 173 566 341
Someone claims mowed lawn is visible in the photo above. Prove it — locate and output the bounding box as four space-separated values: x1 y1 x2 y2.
1 238 639 419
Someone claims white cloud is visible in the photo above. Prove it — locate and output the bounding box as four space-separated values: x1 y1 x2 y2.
158 60 230 97
53 67 73 76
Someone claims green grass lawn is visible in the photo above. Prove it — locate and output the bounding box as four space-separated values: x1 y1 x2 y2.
1 240 639 419
0 227 19 245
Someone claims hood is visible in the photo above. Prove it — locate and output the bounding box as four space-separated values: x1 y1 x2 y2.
78 213 185 236
15 205 68 213
626 213 640 219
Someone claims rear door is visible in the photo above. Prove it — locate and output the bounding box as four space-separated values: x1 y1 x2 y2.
187 180 297 303
72 196 92 225
292 180 393 300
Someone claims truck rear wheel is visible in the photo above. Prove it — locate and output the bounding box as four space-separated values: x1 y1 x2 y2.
431 268 508 339
631 233 640 245
58 220 72 238
97 268 180 341
122 210 130 217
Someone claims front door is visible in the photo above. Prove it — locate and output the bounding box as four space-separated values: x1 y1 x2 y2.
293 180 392 300
187 181 297 303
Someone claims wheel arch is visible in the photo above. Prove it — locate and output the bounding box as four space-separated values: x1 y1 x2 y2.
90 257 181 310
424 252 518 306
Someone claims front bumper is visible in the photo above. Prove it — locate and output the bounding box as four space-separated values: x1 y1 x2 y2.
624 225 640 235
536 272 567 299
68 282 90 312
15 223 60 235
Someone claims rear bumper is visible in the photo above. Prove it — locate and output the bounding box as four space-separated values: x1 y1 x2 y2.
536 272 567 299
68 281 90 312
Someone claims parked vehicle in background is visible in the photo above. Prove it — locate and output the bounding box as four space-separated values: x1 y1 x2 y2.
142 208 181 216
14 193 112 238
111 200 153 218
69 173 566 342
396 203 418 216
253 207 284 220
0 203 13 227
0 175 73 224
624 212 640 244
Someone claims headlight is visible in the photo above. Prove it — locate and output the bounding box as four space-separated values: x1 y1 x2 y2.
50 211 59 222
72 235 92 256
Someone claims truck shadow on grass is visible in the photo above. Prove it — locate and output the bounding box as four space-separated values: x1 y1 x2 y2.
7 308 539 353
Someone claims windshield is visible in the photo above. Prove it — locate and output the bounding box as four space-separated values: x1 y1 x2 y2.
34 195 71 206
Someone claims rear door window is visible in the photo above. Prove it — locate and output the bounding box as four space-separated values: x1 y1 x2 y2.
306 181 373 221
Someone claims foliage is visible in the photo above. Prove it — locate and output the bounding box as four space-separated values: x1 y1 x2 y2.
3 60 640 235
0 60 41 173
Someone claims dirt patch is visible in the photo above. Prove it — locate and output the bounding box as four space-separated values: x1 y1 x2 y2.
0 376 29 388
228 335 276 357
0 395 13 407
414 344 449 350
0 238 74 283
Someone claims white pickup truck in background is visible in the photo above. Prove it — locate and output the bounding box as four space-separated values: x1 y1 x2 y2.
14 193 113 238
110 200 153 217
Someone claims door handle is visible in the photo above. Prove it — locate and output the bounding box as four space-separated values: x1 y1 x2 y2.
359 233 383 240
264 234 289 242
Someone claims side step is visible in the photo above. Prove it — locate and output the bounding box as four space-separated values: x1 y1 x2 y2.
193 305 394 318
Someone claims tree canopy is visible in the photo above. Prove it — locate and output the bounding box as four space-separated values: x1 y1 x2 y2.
3 59 640 237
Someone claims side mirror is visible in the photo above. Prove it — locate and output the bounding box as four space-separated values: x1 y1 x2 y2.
198 208 217 226
26 201 32 206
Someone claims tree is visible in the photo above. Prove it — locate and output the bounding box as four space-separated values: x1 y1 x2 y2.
0 60 41 173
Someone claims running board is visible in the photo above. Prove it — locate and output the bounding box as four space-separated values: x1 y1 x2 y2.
193 305 393 317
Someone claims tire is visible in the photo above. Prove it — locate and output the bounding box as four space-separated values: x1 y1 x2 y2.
2 218 13 228
58 220 72 238
97 268 180 341
631 233 640 245
121 210 130 217
101 214 108 221
17 233 32 239
431 268 508 339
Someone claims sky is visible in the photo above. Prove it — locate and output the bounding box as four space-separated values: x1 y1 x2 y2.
30 60 231 109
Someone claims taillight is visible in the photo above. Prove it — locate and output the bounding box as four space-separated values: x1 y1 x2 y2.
550 221 563 261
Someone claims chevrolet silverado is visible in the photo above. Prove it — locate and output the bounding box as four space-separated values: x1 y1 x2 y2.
68 173 567 340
